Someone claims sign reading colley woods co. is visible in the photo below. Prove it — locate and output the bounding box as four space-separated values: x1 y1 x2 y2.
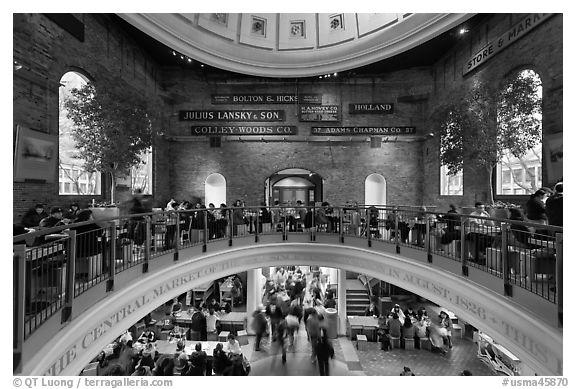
349 103 394 114
191 126 297 136
311 127 416 136
212 93 322 105
179 110 285 122
464 13 554 75
299 105 340 122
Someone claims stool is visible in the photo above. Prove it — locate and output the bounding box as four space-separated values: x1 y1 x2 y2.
82 362 99 376
207 332 219 341
404 337 415 350
237 330 248 346
218 331 230 342
389 336 401 349
356 334 368 351
350 325 363 341
420 337 432 351
452 324 463 339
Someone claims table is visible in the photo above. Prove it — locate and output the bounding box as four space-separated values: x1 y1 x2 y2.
347 316 379 341
171 311 247 332
155 340 222 356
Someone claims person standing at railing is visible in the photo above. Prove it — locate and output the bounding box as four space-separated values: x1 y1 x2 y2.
546 182 563 227
216 203 228 238
232 199 246 236
164 200 179 250
71 209 106 279
465 202 495 263
439 204 461 246
258 201 271 233
124 189 147 246
526 187 552 225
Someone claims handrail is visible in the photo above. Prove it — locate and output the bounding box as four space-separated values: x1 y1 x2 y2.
13 204 562 373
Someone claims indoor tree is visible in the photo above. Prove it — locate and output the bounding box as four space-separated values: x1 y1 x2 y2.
64 80 159 204
434 71 542 204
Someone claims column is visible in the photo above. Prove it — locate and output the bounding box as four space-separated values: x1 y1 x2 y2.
246 268 262 335
337 268 347 336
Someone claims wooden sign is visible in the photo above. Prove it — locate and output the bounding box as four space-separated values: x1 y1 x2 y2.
211 94 322 104
311 126 415 135
349 103 394 114
463 13 554 75
190 126 297 136
299 105 340 122
179 110 285 122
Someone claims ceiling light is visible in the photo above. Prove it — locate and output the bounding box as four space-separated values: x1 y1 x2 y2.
333 72 337 76
187 58 192 63
200 64 204 68
14 60 23 71
180 55 184 59
459 28 469 35
172 51 176 56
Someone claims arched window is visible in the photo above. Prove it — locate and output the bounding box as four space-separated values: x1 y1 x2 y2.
58 71 101 195
205 173 227 206
364 173 386 206
439 110 464 196
496 69 543 195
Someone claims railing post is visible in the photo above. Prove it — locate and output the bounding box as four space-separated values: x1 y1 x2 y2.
144 216 151 273
13 244 26 374
255 210 260 243
502 223 512 296
106 222 116 292
339 210 344 243
556 232 563 327
460 217 468 276
394 209 400 254
228 209 233 246
311 205 316 242
62 230 77 323
426 216 432 263
367 208 372 247
283 208 288 241
174 212 180 262
203 210 208 252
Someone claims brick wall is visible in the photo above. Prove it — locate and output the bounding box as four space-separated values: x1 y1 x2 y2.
13 14 165 223
423 13 563 210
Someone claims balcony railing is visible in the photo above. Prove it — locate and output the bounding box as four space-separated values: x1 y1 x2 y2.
13 205 562 372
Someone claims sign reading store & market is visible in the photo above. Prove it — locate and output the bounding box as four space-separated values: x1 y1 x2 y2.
463 13 554 75
299 105 340 122
190 126 297 135
212 93 322 105
349 103 394 114
179 110 285 122
311 126 415 136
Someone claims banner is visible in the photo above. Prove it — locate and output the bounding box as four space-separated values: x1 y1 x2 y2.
299 105 340 122
190 126 297 136
311 126 416 136
211 93 322 104
179 110 285 122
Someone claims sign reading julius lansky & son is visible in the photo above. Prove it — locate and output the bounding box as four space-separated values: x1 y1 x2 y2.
299 105 340 122
191 126 297 136
349 103 394 114
311 127 415 136
463 13 553 75
179 110 285 122
212 94 322 105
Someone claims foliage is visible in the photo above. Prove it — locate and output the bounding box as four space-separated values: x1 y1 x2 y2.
64 81 159 202
433 70 542 201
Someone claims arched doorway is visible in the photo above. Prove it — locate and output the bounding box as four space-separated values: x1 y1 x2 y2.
364 173 387 206
205 173 226 206
267 168 322 205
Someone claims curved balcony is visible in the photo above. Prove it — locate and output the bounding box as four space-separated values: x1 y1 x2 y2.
13 205 563 376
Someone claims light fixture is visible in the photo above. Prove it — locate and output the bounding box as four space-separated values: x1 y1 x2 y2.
187 58 192 63
14 60 23 71
172 51 176 56
333 72 337 76
180 55 184 59
459 28 469 35
200 64 205 68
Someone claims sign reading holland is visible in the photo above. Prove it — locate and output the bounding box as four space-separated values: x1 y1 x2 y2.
212 94 322 104
179 110 285 122
311 127 416 136
464 13 554 75
191 126 297 135
349 103 394 114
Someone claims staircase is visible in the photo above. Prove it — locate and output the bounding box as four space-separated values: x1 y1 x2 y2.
346 286 371 316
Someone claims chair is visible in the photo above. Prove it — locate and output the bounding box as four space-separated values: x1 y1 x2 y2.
404 337 415 350
389 335 401 349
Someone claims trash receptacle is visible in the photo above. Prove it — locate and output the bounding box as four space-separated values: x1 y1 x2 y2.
324 308 338 339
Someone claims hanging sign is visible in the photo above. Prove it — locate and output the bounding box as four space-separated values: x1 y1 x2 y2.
311 127 416 135
190 126 297 135
179 110 285 122
211 94 322 104
299 105 340 122
349 103 394 114
463 13 554 75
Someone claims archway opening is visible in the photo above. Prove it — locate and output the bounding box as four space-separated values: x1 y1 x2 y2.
364 173 387 205
205 173 226 206
268 168 322 206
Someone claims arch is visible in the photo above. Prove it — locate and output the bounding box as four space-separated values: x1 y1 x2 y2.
495 68 543 195
364 173 387 205
58 70 101 196
204 173 226 206
25 243 561 376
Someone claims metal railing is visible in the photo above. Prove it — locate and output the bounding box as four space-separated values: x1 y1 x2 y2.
13 204 562 369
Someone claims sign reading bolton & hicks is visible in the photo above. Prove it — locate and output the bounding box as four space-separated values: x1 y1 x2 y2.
299 105 340 122
311 127 416 136
349 103 394 114
463 13 554 75
191 126 297 135
179 110 285 122
212 94 322 105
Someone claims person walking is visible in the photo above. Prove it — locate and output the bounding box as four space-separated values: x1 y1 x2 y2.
251 305 267 351
306 309 321 363
315 331 334 376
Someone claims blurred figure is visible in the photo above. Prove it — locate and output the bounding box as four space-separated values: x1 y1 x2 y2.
546 182 563 227
400 366 415 376
526 188 553 224
306 309 321 362
251 304 267 351
315 331 334 375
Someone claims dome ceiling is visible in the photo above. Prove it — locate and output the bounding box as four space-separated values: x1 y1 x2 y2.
118 13 472 78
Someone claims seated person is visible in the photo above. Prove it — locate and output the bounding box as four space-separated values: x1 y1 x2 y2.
391 304 406 325
507 208 540 250
185 343 207 376
65 202 80 223
364 300 380 317
417 307 428 321
438 310 453 349
465 202 495 262
225 333 242 355
39 206 69 228
404 306 417 321
173 340 188 375
526 188 552 224
137 328 156 343
206 298 221 312
401 316 416 344
439 204 461 245
21 203 48 228
387 313 402 338
205 308 219 337
212 343 231 375
171 298 182 315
